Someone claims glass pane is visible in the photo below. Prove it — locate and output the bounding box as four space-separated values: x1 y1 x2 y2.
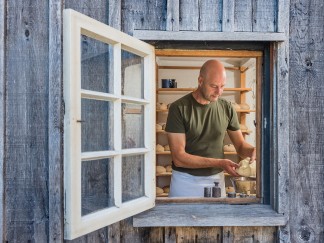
81 99 114 152
121 103 144 149
122 155 145 202
82 158 114 216
81 35 113 93
121 50 144 99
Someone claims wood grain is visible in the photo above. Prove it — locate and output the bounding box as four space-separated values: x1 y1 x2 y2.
133 204 286 227
223 226 276 242
0 0 5 241
252 0 276 32
49 0 63 242
289 0 324 242
166 0 179 31
179 0 199 31
234 0 253 32
222 0 234 32
199 0 222 31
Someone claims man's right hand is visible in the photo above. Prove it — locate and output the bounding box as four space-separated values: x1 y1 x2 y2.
218 159 240 177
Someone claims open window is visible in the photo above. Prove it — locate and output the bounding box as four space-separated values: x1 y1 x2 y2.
64 9 284 240
63 9 155 240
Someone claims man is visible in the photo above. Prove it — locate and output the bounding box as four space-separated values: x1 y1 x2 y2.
165 59 256 197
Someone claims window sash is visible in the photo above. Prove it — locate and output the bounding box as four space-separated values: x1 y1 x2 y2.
63 9 155 240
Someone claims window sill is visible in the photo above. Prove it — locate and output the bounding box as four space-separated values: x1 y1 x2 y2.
133 203 287 227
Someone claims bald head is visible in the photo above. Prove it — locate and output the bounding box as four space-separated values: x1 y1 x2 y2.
199 59 226 80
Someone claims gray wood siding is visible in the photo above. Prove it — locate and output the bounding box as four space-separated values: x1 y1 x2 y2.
5 1 49 242
289 0 324 242
1 0 324 242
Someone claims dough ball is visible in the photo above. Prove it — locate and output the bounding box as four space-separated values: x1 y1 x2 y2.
250 160 256 177
156 144 164 152
162 123 166 130
163 186 170 193
240 124 248 130
165 165 172 172
239 103 250 110
231 102 240 110
156 165 166 174
156 124 163 131
223 144 236 152
236 158 252 177
159 103 167 110
164 144 170 151
156 187 164 195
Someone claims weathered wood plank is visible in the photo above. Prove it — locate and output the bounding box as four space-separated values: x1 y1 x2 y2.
0 0 4 241
289 0 324 242
134 30 286 41
274 0 290 242
234 0 253 32
176 227 222 243
166 0 179 31
252 0 277 32
199 0 222 31
108 0 121 29
164 227 176 243
222 0 235 32
133 204 287 227
49 0 63 242
223 226 276 242
5 1 49 242
179 0 199 31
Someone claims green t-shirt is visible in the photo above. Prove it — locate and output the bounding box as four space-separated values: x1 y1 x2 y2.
165 93 240 176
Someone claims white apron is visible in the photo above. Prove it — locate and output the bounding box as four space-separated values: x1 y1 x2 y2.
169 170 226 197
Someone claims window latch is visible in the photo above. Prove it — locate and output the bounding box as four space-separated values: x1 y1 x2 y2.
76 120 85 123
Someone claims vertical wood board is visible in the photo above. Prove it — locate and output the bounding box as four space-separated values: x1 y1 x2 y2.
289 0 324 242
166 0 179 31
0 0 4 241
199 0 222 32
5 1 49 242
234 0 253 32
223 226 276 242
179 0 199 31
252 0 277 32
222 0 234 32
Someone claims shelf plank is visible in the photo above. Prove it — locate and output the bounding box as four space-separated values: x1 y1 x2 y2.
156 193 169 197
157 109 256 113
224 152 237 155
156 151 171 155
158 66 240 71
156 172 172 177
157 87 252 93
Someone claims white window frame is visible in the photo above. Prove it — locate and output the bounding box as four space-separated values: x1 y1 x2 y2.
63 9 156 240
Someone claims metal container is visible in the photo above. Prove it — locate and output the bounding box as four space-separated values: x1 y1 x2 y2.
230 176 256 194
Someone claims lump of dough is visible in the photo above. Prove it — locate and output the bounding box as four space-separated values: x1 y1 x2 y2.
223 144 236 152
156 124 163 131
163 186 170 193
156 187 164 195
156 144 164 152
231 102 240 110
164 144 170 151
156 102 167 110
226 186 235 193
236 157 252 177
165 165 172 172
240 124 248 130
156 165 166 174
239 103 250 110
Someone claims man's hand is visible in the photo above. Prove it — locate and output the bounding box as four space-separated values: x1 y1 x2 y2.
218 159 240 177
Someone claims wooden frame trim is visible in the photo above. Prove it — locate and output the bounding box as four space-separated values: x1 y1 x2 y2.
155 49 263 57
134 30 287 42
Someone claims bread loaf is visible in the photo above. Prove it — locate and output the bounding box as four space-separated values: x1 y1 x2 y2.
156 187 164 195
156 165 166 174
163 186 170 193
156 123 163 131
223 144 236 152
164 144 170 151
156 144 164 152
165 165 172 172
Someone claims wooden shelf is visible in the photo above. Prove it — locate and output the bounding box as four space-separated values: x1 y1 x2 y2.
156 130 167 133
156 151 171 155
157 87 252 93
224 151 237 155
156 172 172 176
157 129 251 134
157 109 255 113
156 193 169 197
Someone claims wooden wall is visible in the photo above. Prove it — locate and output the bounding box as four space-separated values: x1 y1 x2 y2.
0 0 323 242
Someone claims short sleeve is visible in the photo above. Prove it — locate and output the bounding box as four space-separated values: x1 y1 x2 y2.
165 102 186 133
227 104 240 131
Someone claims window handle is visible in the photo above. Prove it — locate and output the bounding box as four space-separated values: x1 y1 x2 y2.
76 120 85 123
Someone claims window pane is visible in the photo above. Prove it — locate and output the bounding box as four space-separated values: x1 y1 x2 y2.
82 158 114 216
81 35 113 93
122 103 144 149
121 50 144 99
81 99 114 152
122 155 145 202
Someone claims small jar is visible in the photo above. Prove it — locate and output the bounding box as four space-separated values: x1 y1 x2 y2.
212 182 221 198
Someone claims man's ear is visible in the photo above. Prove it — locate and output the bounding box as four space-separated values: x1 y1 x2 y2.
198 76 203 86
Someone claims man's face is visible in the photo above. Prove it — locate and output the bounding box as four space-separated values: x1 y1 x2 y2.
199 71 226 102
